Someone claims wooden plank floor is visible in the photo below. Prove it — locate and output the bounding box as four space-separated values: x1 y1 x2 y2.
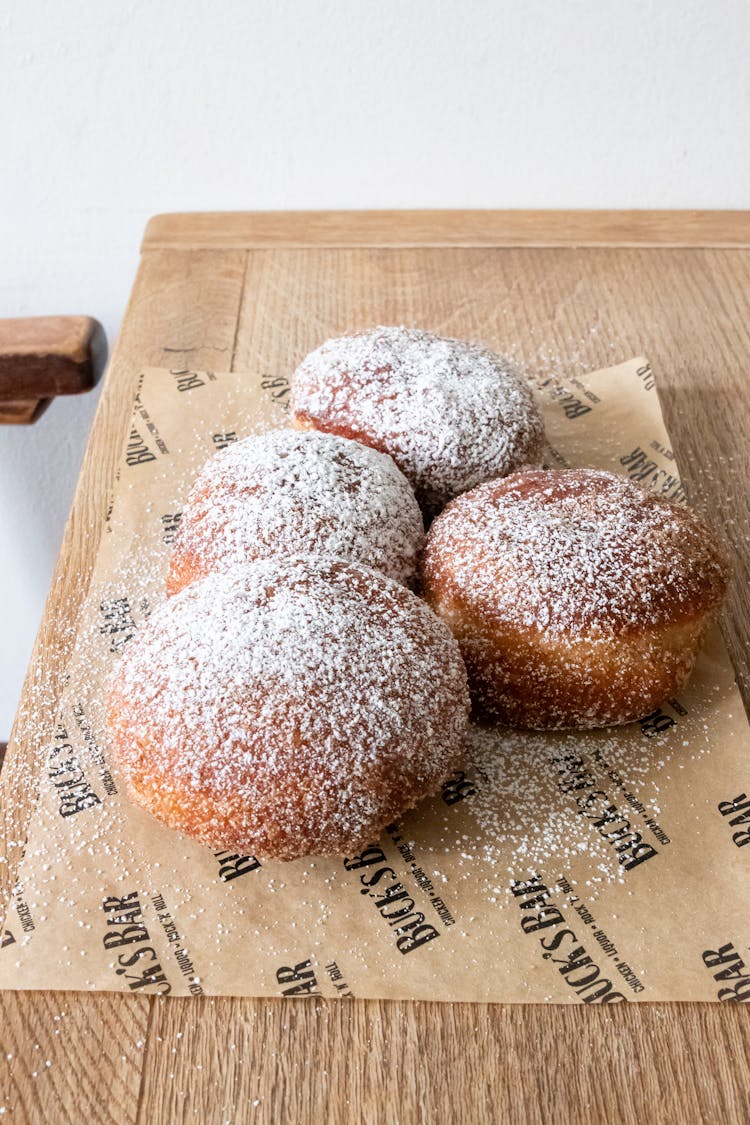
2 213 749 1124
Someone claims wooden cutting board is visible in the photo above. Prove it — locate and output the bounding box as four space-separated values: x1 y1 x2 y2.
2 211 750 1124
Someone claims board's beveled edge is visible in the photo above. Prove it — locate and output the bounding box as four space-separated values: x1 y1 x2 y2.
142 210 750 251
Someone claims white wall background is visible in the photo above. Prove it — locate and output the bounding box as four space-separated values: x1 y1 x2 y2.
1 0 749 735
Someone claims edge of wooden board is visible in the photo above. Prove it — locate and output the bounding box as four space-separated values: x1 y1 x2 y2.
142 209 750 251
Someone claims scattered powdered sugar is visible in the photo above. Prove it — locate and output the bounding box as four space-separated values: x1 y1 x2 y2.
424 469 730 637
108 556 470 860
466 724 622 885
290 326 545 512
169 428 424 592
465 721 675 893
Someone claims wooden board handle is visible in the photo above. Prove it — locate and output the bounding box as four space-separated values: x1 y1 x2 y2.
0 315 107 424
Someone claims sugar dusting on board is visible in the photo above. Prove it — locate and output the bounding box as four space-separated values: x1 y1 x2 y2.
464 720 686 895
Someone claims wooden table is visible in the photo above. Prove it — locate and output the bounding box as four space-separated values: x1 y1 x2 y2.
2 211 750 1124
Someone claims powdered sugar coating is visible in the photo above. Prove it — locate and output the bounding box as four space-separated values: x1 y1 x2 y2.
167 428 424 594
421 469 730 728
423 469 730 638
290 326 545 512
108 557 470 859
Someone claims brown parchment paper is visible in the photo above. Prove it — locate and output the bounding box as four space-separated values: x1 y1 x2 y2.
2 357 749 1004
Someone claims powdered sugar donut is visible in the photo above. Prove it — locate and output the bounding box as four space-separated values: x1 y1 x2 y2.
290 326 545 513
167 428 424 595
421 469 730 729
108 557 470 859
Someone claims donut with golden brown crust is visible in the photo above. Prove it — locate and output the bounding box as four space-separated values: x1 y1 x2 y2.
420 469 730 729
167 428 424 596
290 326 545 514
108 557 470 859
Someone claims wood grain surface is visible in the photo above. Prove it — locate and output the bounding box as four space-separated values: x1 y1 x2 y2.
2 212 749 1124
